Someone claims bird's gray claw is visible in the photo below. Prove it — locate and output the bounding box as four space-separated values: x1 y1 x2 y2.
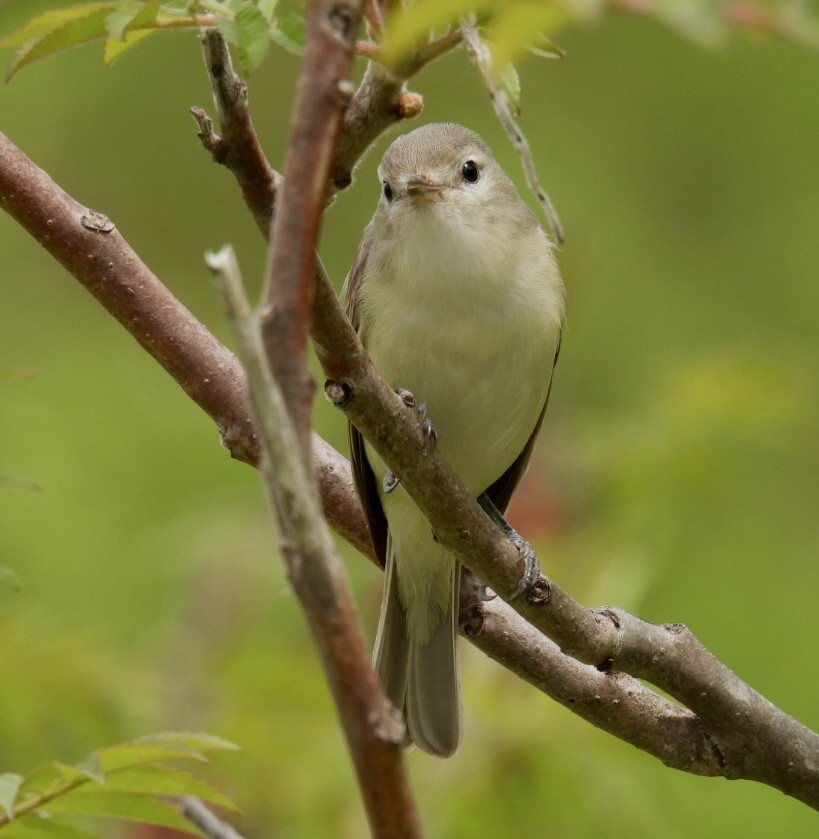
383 471 400 493
508 533 539 600
395 390 438 451
420 416 437 450
478 584 497 602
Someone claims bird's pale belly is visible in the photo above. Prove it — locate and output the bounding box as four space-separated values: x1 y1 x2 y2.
368 312 550 495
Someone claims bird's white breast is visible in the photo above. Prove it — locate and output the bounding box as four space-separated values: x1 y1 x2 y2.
359 204 563 495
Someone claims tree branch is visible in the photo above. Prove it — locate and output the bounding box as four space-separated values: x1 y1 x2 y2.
0 130 372 561
310 253 819 809
192 31 280 238
206 245 420 838
260 0 365 461
187 23 819 809
2 16 817 813
461 17 564 244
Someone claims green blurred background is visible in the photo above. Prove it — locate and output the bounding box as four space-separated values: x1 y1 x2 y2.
1 2 818 836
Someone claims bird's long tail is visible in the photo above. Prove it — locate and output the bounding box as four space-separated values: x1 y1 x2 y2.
373 542 462 757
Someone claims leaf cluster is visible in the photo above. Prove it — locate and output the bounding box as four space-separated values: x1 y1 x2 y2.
0 0 306 81
0 732 238 838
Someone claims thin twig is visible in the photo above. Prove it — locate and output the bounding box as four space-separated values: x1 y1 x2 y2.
181 798 246 839
206 245 421 838
461 17 565 244
193 31 281 237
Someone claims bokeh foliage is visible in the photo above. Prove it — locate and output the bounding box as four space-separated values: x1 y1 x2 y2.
1 1 818 837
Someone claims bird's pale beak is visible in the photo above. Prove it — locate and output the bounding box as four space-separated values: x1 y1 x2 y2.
405 176 445 201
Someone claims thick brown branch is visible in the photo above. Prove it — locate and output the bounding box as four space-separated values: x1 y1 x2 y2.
204 3 423 835
465 593 724 776
260 0 363 459
307 241 819 809
0 130 371 560
3 23 817 810
208 246 420 839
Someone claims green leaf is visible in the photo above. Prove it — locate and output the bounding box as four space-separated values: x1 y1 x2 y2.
232 1 271 73
103 27 159 65
269 11 305 55
45 791 197 834
18 762 87 798
98 766 236 809
105 3 145 41
94 745 207 774
0 817 98 839
0 773 24 819
257 0 280 21
95 732 239 773
4 7 112 81
129 731 240 754
526 33 565 60
0 4 116 49
383 0 492 63
124 1 161 34
76 752 104 786
485 2 570 68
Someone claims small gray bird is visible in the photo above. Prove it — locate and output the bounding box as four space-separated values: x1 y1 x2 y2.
342 123 565 757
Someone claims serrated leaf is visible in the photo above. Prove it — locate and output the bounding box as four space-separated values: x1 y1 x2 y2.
0 4 117 49
98 766 236 810
125 1 160 34
95 745 207 774
103 1 159 40
95 733 238 774
270 11 305 55
18 762 87 798
103 27 159 65
0 816 99 839
0 773 24 819
45 791 197 834
230 1 271 73
382 0 483 64
105 7 141 41
4 8 111 81
130 732 240 754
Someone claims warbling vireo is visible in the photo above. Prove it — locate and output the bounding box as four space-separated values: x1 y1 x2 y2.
342 123 565 757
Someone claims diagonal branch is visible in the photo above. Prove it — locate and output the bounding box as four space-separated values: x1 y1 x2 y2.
0 130 372 560
207 246 420 838
260 0 364 460
2 27 817 815
310 246 819 809
186 26 819 809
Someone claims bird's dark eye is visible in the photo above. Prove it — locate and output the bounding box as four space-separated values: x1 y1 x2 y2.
462 160 479 183
383 181 393 201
